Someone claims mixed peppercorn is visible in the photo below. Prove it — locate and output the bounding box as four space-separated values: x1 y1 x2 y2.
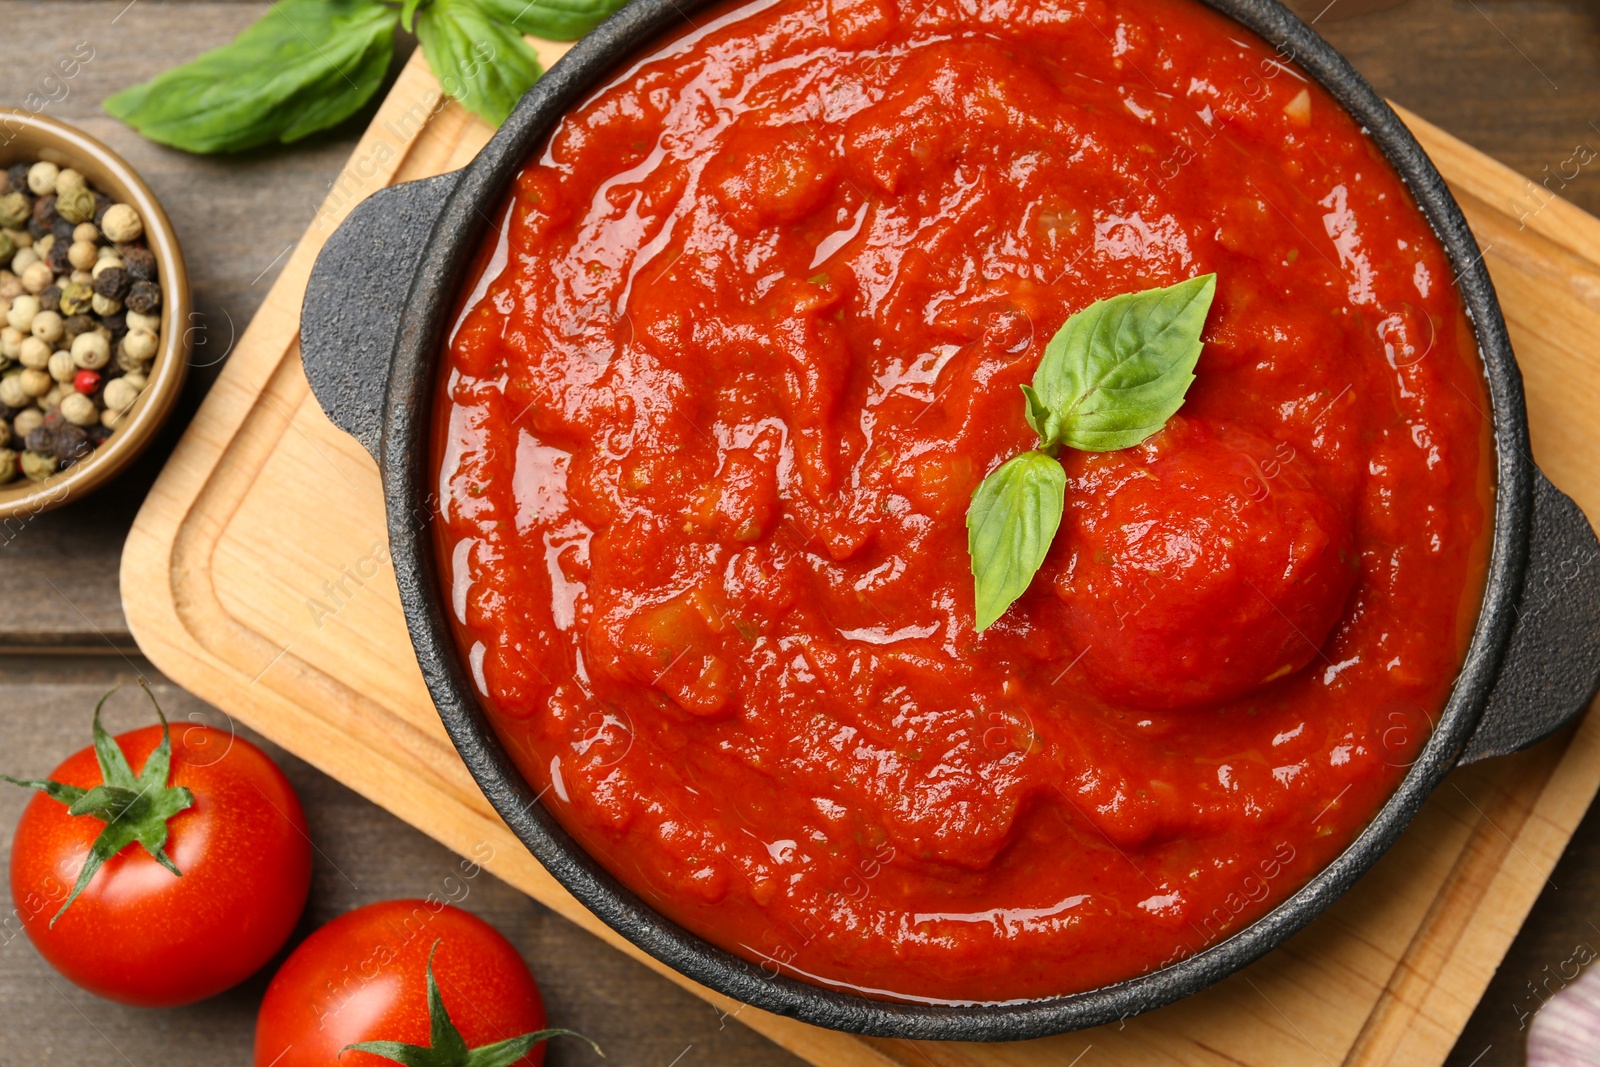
0 161 163 485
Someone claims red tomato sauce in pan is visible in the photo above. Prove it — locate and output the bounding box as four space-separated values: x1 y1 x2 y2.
433 0 1493 1001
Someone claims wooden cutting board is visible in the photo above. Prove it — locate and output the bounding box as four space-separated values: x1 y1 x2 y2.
121 44 1600 1067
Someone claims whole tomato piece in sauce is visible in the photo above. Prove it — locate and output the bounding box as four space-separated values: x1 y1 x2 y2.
1052 418 1358 709
255 900 593 1067
4 685 311 1006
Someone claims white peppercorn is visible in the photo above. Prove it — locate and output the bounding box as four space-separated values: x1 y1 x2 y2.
72 222 98 244
123 370 148 392
67 240 97 271
26 162 59 196
0 372 25 408
115 342 143 373
103 376 139 412
59 392 97 427
47 350 75 383
0 326 19 361
125 311 159 334
19 368 50 397
54 169 86 194
0 270 19 301
100 204 143 243
18 336 50 369
100 407 121 430
42 383 64 408
70 331 110 369
21 261 53 295
90 292 121 317
11 247 40 276
12 407 41 437
30 310 63 344
69 270 90 285
123 327 158 362
90 255 123 280
7 295 39 332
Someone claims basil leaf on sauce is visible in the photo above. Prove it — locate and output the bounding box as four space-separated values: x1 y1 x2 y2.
967 274 1216 631
416 0 545 126
1027 273 1217 452
473 0 632 42
967 450 1068 632
103 0 397 154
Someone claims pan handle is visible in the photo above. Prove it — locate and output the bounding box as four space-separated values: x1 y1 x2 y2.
300 170 462 460
1459 468 1600 763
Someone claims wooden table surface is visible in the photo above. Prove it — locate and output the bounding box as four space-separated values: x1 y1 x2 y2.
1 1 1597 1064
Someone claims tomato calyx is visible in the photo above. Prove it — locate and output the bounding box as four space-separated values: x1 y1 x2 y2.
342 941 600 1066
1 683 196 928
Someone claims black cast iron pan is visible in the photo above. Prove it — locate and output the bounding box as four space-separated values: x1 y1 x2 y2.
299 0 1600 1040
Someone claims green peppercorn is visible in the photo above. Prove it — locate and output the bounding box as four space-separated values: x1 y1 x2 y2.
55 185 95 225
0 449 17 485
20 449 56 481
58 280 93 317
0 230 12 264
0 192 27 230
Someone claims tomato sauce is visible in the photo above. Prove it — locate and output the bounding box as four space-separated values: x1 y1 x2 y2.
433 0 1493 1002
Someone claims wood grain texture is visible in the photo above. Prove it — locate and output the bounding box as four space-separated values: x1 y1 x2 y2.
112 20 1600 1065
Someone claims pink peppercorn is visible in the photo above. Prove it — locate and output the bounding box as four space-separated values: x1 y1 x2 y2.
73 369 100 394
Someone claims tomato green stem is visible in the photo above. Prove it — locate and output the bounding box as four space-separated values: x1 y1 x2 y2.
1 682 195 926
343 940 601 1066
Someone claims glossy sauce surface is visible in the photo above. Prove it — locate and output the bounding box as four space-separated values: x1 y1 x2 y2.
434 0 1493 1001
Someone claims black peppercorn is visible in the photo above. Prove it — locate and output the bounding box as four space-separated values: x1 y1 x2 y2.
93 267 131 302
85 424 111 446
125 281 161 315
25 424 56 456
38 286 61 313
46 240 70 275
92 193 113 228
62 313 95 341
122 247 157 282
33 193 57 225
26 216 47 239
99 310 127 342
51 217 75 243
7 163 29 191
53 423 90 465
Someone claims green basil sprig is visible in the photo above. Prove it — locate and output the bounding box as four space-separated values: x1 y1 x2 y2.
105 0 627 153
967 273 1217 631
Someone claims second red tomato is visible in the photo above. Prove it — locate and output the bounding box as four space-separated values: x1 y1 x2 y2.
255 900 553 1067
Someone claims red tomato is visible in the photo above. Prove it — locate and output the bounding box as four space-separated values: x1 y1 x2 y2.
255 901 550 1067
9 720 311 1007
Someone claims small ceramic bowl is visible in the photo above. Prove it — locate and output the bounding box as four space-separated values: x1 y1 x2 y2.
0 109 189 522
